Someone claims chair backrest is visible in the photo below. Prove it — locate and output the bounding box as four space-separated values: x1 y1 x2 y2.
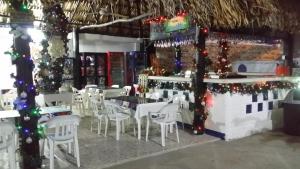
172 94 185 104
0 96 14 110
85 84 97 89
103 101 123 117
90 99 104 117
150 92 160 101
122 101 130 108
158 103 179 123
46 115 80 141
123 86 131 96
0 122 15 149
72 87 79 94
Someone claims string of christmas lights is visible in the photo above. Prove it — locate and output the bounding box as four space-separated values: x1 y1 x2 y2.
208 81 297 95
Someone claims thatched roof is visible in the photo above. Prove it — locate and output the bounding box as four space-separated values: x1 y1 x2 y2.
0 0 300 37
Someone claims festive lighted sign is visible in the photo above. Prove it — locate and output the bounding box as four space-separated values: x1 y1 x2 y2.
164 16 190 32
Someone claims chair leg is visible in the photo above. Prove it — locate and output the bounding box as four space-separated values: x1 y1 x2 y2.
68 143 72 154
160 124 165 147
40 139 45 157
175 123 180 143
116 120 120 140
104 117 108 137
165 125 168 137
121 120 125 134
49 141 54 169
146 118 150 142
8 144 16 169
90 118 93 132
133 118 136 137
74 138 80 167
98 118 102 135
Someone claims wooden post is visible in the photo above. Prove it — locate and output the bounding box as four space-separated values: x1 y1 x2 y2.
193 27 207 134
73 28 81 89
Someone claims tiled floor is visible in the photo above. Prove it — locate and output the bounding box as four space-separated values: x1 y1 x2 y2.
0 117 219 169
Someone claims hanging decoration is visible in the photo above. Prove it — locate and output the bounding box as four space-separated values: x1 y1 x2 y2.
35 3 70 93
138 74 149 95
47 36 66 59
147 79 192 91
215 38 232 78
208 81 297 95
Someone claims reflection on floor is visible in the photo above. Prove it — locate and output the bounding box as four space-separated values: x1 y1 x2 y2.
0 117 219 169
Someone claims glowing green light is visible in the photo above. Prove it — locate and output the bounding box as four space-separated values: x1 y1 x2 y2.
16 125 22 130
21 4 28 12
31 108 40 116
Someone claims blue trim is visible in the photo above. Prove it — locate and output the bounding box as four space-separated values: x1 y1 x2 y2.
176 121 225 140
205 128 225 140
176 121 192 129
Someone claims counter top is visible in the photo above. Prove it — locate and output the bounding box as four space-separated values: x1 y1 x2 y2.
204 76 300 84
147 76 300 84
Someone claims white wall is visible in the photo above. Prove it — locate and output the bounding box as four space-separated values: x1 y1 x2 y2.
78 34 142 53
0 28 15 89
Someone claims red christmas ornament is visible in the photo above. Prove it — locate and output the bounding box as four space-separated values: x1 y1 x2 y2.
202 49 208 57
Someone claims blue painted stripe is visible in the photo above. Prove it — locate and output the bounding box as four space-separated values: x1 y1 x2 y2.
205 128 225 140
176 121 225 140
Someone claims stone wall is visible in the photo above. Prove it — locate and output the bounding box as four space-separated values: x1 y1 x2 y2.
154 41 283 72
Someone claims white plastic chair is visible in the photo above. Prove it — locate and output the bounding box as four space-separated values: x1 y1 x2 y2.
72 87 85 116
45 115 81 169
0 122 16 169
90 99 106 134
146 103 180 147
172 94 186 129
85 87 98 116
103 101 130 140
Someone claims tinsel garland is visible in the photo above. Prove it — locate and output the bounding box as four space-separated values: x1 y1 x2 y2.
208 81 297 95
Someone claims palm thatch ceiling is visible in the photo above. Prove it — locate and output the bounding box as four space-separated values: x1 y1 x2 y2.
0 0 300 38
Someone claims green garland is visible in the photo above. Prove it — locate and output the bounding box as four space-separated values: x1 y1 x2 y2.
208 81 298 95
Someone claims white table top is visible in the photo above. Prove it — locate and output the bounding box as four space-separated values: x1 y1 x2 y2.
0 106 71 119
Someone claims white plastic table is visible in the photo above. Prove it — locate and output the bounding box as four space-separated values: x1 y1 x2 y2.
0 106 71 119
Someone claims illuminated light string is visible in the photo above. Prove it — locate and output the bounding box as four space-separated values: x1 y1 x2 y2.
208 81 298 94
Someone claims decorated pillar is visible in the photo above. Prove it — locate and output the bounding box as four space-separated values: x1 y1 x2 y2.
174 46 182 74
193 27 208 134
35 3 70 93
7 1 41 168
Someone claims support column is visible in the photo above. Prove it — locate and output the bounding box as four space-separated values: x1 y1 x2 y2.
193 27 208 134
9 2 42 168
174 46 182 74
